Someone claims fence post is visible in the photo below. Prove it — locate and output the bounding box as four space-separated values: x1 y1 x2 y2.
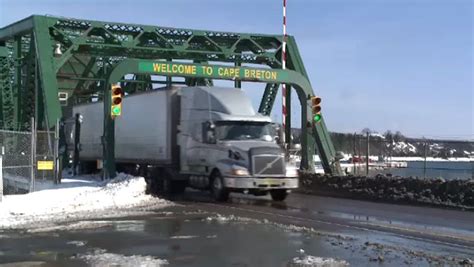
54 118 60 184
73 114 81 176
30 117 36 192
0 155 3 202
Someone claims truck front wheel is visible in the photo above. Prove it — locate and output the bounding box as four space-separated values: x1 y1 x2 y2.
270 189 288 201
210 171 229 202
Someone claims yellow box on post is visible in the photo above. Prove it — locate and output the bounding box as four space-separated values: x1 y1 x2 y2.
37 161 54 170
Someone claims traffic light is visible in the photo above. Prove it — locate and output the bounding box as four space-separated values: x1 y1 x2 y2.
111 85 123 117
311 96 322 124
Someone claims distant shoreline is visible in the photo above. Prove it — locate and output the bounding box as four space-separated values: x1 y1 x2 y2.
382 156 473 162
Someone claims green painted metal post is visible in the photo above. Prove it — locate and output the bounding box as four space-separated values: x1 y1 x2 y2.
299 94 314 172
258 83 279 115
284 84 292 145
235 61 241 89
103 80 116 179
286 36 341 174
0 46 8 128
32 16 62 129
13 36 21 130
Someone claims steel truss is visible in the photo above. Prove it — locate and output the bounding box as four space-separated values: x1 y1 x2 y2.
0 15 342 175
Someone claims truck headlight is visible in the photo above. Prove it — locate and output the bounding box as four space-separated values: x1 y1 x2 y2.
285 167 299 177
230 166 250 176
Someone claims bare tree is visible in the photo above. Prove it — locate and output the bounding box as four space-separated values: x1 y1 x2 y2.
394 131 404 142
361 128 371 135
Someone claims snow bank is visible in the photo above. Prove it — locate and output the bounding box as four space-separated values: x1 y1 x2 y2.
289 255 349 267
0 173 172 229
75 248 168 267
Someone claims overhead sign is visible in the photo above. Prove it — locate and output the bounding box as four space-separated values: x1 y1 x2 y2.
37 161 54 170
138 62 284 82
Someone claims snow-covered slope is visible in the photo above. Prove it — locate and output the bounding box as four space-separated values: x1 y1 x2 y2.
391 141 418 154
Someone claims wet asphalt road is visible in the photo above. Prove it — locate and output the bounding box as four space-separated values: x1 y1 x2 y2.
1 191 473 266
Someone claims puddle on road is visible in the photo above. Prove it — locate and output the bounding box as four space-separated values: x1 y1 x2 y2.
0 211 469 267
228 195 473 242
311 210 474 241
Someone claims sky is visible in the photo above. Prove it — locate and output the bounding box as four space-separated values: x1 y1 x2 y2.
0 0 472 139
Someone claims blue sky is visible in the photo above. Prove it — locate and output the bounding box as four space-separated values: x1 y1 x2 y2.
1 0 472 139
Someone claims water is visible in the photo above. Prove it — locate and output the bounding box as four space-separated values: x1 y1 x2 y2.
1 213 469 267
375 161 473 180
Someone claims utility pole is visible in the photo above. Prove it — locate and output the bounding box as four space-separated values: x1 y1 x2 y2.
423 137 427 178
358 134 362 175
353 132 356 175
366 132 370 176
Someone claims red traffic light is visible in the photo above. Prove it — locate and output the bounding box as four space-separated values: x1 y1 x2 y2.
312 105 321 113
311 96 321 113
112 87 123 96
311 96 321 106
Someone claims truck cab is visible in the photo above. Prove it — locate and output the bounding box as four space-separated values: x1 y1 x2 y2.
178 87 298 201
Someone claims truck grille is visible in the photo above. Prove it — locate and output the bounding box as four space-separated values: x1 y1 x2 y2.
252 155 285 176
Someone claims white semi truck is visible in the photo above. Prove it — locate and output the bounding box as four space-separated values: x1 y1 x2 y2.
69 86 299 201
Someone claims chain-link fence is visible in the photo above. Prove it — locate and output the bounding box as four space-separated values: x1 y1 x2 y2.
36 130 56 182
0 126 58 195
289 129 473 179
0 129 33 193
331 132 474 180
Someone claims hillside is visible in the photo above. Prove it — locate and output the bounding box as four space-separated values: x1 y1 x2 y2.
290 129 473 158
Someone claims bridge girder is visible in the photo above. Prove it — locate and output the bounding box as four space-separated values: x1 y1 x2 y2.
0 15 342 175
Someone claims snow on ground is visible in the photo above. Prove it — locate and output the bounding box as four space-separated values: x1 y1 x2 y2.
74 248 168 267
392 141 418 154
170 235 199 239
369 132 385 139
0 173 173 229
67 240 87 247
289 255 349 267
205 214 354 241
388 156 473 162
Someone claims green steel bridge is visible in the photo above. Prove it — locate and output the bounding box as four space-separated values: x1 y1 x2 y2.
0 15 342 176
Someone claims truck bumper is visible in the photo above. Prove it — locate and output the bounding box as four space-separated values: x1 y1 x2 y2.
223 177 299 190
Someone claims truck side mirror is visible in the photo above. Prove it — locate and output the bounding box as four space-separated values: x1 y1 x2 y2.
202 122 216 144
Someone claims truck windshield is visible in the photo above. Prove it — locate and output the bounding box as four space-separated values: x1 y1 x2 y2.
215 121 273 141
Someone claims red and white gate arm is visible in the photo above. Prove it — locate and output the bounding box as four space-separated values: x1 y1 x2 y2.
281 0 288 146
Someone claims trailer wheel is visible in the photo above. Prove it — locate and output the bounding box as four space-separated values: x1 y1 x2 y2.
145 168 161 196
270 189 288 201
210 171 229 202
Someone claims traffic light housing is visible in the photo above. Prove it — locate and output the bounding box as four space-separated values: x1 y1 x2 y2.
311 96 322 124
111 85 123 117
